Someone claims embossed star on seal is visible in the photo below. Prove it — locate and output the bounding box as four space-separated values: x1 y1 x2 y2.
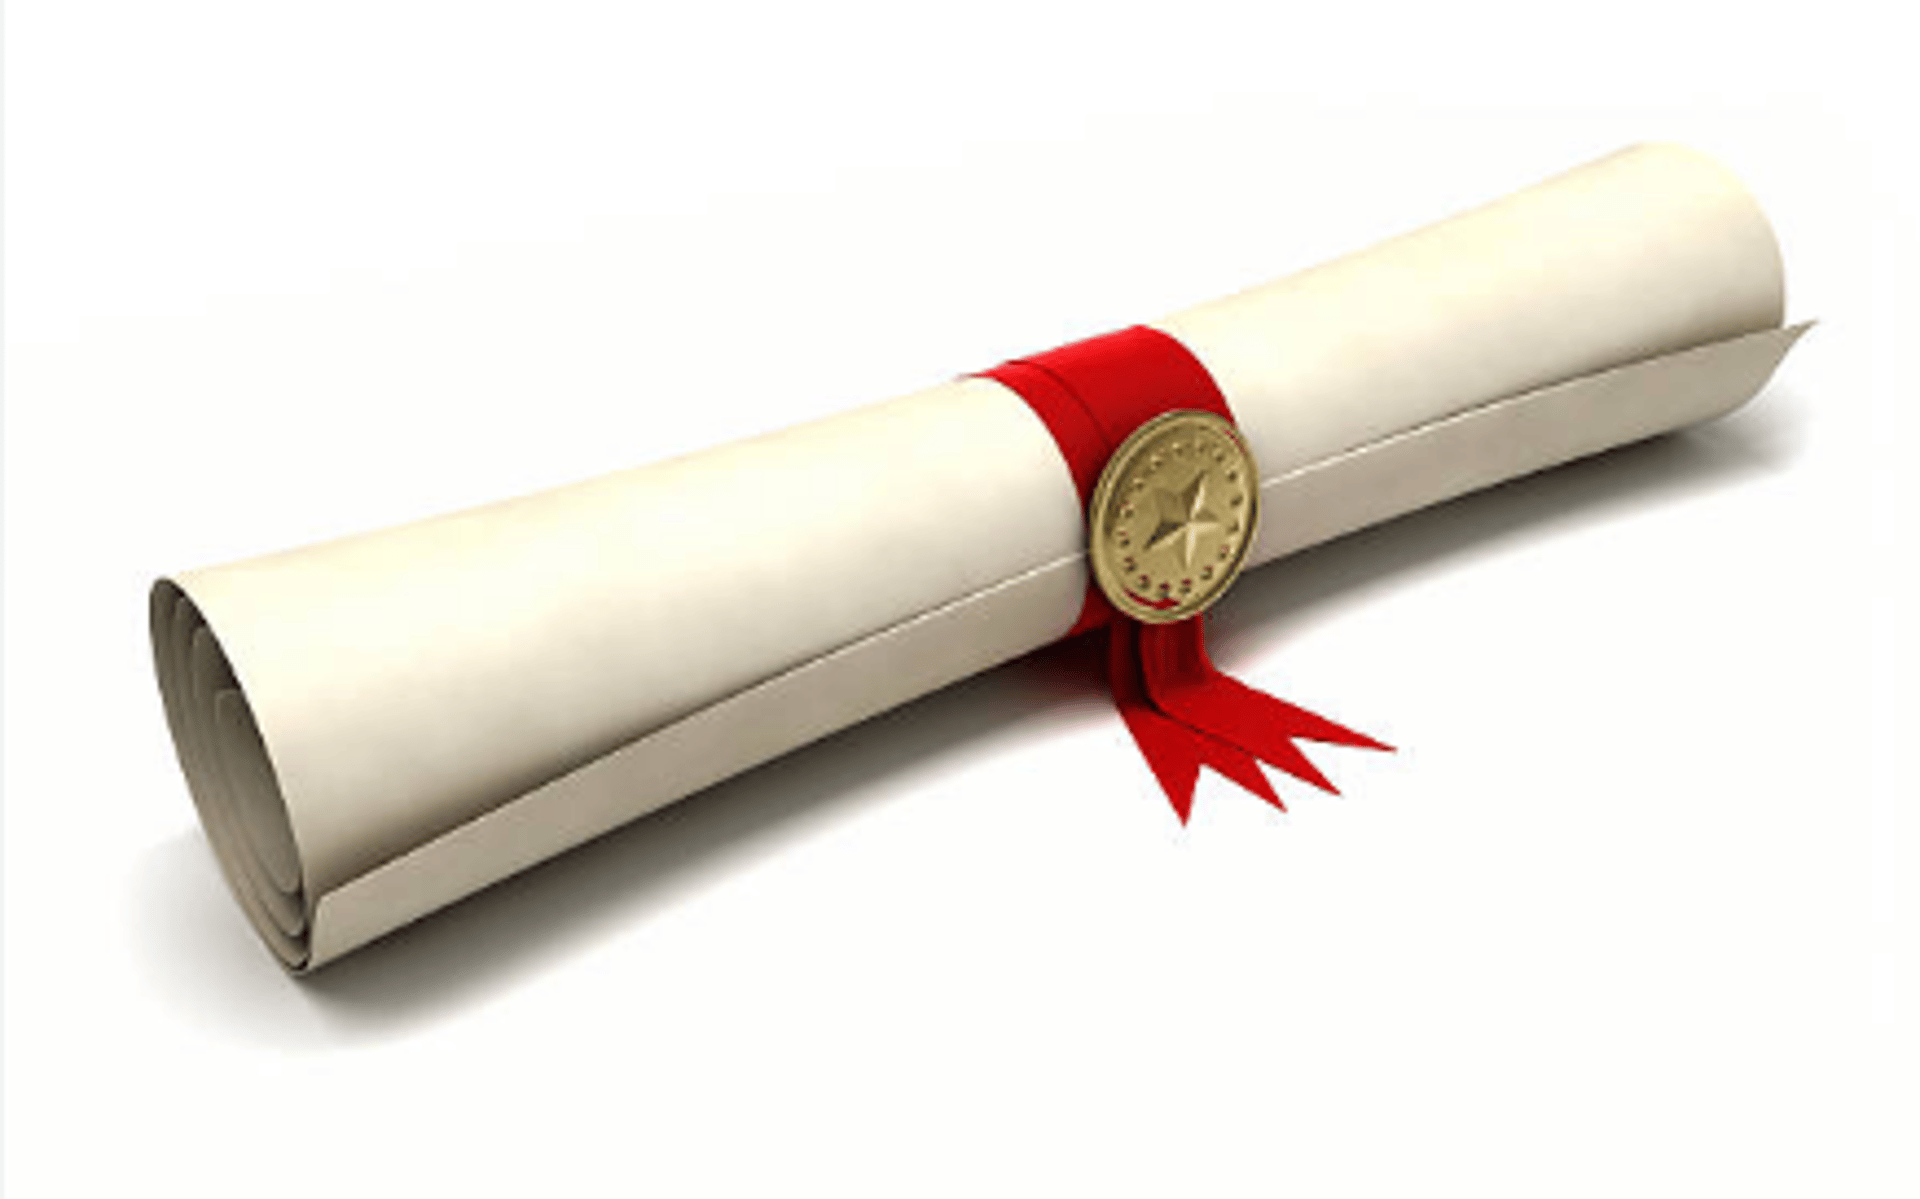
1145 470 1223 569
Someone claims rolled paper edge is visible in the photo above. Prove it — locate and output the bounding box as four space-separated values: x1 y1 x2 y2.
150 581 312 970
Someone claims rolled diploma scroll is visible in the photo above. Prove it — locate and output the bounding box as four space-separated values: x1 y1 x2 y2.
151 143 1803 970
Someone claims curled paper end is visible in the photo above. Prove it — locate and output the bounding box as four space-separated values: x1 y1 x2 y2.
150 580 311 971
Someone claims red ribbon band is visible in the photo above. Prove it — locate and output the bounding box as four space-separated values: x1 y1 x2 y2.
983 327 1390 822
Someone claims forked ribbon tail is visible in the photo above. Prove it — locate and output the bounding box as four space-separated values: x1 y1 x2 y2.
1107 617 1392 822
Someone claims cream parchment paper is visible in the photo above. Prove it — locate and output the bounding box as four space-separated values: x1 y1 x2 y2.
150 143 1805 970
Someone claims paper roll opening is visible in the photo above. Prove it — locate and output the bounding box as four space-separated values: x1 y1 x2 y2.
150 579 311 970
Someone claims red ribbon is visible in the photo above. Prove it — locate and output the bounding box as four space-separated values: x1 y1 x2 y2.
984 326 1390 822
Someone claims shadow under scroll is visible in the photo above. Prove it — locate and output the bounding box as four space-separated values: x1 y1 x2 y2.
133 393 1806 1043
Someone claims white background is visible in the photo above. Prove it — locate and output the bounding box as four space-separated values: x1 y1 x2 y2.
5 2 1914 1195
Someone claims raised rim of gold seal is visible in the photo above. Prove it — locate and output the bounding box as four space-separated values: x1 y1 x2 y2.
1087 409 1261 625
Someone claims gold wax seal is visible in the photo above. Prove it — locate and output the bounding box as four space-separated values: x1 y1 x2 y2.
1088 410 1260 624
